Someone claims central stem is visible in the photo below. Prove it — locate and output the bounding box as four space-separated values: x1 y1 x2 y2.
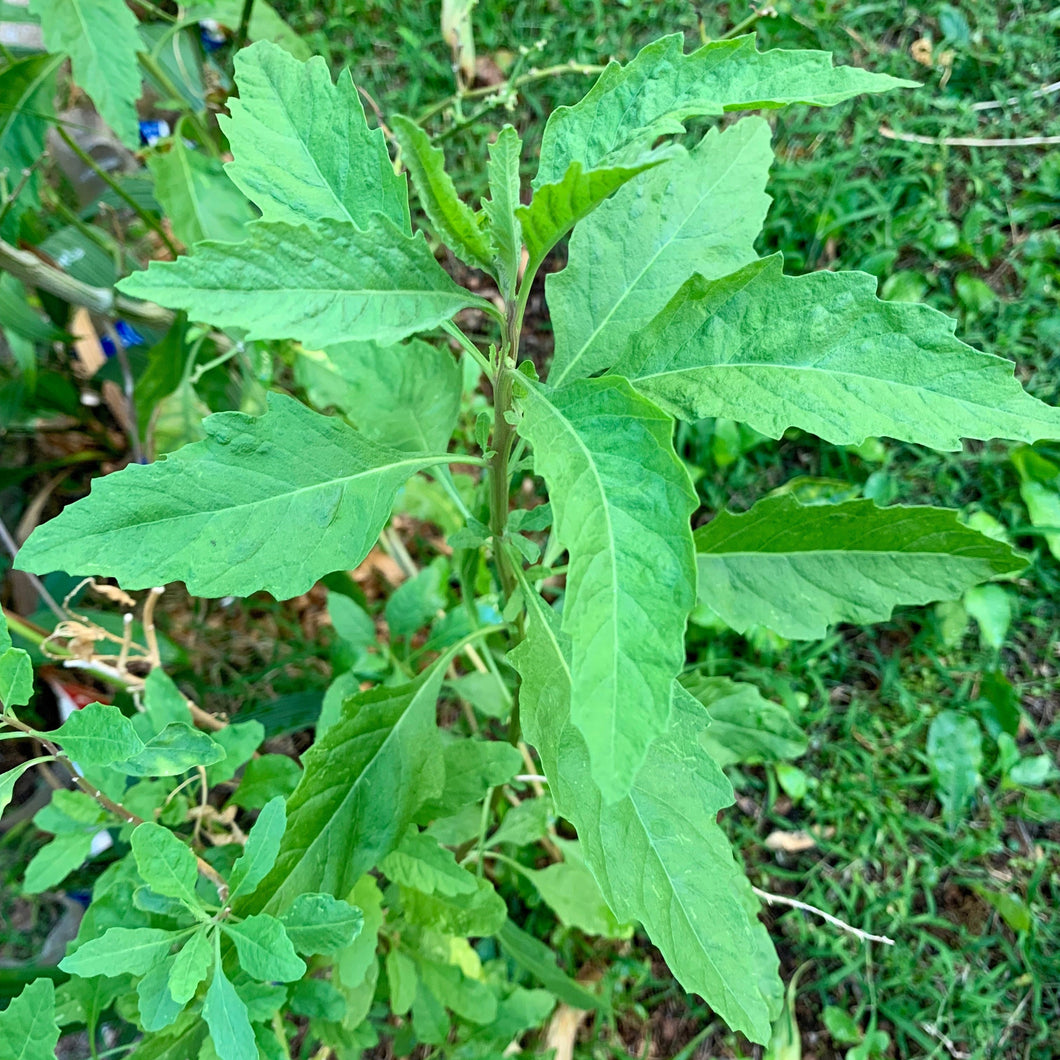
489 301 522 599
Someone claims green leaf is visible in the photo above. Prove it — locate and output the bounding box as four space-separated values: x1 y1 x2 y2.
221 41 409 232
22 832 96 894
679 674 807 767
497 919 604 1012
121 722 226 776
296 338 461 453
29 0 142 147
229 796 286 900
381 830 479 897
972 886 1033 933
0 646 33 709
223 914 306 982
1 759 53 818
147 136 254 248
511 588 778 1043
116 217 495 349
546 118 773 386
523 850 628 937
414 956 498 1025
169 928 213 1004
517 151 677 275
483 125 524 296
385 949 418 1015
0 978 59 1060
694 495 1024 640
401 872 507 938
252 656 447 916
418 738 523 819
142 668 193 730
392 115 494 273
279 893 363 955
963 584 1012 650
335 875 383 989
51 702 144 766
202 948 257 1060
137 954 185 1032
230 754 302 811
615 256 1060 449
0 54 63 217
384 564 445 639
17 393 453 598
131 822 201 908
517 377 697 799
205 721 265 786
187 0 310 60
535 32 913 184
927 710 982 827
59 926 179 977
289 978 345 1020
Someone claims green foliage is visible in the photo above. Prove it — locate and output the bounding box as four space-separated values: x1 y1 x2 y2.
4 12 1059 1059
0 979 59 1060
28 0 142 146
694 495 1024 639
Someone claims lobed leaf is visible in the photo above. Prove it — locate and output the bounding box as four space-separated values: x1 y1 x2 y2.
0 978 59 1060
59 926 179 978
17 393 452 599
131 822 200 908
546 118 772 386
381 831 479 897
511 588 780 1043
29 0 142 146
116 216 496 349
202 954 257 1060
51 702 143 766
695 493 1026 635
229 796 286 901
22 832 96 894
392 115 494 272
536 32 914 185
679 674 807 767
252 657 447 916
517 150 678 275
296 338 461 453
168 929 212 1004
483 126 524 296
279 893 363 955
223 914 305 982
222 41 409 231
616 255 1060 449
516 377 697 799
137 955 185 1032
694 495 1025 639
121 722 225 776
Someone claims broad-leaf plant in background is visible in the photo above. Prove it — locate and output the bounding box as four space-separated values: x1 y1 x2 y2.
3 10 1058 1059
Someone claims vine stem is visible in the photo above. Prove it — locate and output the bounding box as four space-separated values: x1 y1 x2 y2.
752 886 895 945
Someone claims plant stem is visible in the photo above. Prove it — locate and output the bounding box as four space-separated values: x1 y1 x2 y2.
488 302 522 600
721 5 776 41
234 0 255 56
0 236 170 326
416 61 607 125
55 126 179 257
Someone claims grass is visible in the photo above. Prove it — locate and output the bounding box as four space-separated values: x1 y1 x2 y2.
265 1 1060 1056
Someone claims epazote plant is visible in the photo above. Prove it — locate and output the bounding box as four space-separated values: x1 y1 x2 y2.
5 30 1060 1058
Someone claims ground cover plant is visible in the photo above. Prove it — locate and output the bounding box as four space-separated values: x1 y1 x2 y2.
1 2 1058 1058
